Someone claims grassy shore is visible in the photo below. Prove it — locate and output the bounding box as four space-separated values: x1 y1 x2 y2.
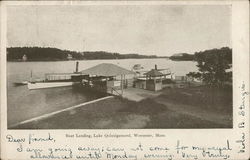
12 85 232 129
158 85 232 114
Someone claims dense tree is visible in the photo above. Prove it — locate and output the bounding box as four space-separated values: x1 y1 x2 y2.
7 47 69 61
7 47 158 61
187 47 232 87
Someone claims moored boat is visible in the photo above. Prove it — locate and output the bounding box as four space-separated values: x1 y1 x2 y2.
14 81 29 86
27 61 85 90
27 81 74 90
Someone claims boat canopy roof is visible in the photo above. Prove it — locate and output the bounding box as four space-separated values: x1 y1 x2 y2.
45 73 85 81
45 73 83 76
144 69 164 77
80 63 135 77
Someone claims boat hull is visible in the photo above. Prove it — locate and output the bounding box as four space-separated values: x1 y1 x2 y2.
14 81 28 86
28 82 74 90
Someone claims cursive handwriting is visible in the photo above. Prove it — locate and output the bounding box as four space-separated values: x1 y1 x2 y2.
29 133 55 144
6 134 25 152
239 81 249 116
236 133 245 153
5 135 237 160
237 82 248 154
6 134 25 143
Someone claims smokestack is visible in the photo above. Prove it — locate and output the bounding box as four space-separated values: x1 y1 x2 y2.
76 61 79 73
155 64 157 70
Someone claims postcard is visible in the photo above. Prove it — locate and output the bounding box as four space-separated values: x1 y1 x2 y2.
1 1 249 160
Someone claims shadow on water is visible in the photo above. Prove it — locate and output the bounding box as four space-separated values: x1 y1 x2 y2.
71 84 108 98
7 84 107 128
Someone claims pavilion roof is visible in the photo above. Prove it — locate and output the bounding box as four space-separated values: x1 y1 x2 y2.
144 69 164 77
80 63 134 77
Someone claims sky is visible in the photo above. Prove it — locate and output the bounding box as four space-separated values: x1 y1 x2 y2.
7 5 231 56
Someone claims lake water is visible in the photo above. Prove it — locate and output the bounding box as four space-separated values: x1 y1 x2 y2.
7 58 198 126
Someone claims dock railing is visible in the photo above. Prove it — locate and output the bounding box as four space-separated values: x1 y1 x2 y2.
110 87 122 96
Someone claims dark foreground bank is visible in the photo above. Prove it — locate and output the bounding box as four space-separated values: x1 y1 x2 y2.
11 85 232 129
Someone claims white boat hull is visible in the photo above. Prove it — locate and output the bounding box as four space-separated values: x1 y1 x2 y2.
14 81 29 86
28 82 74 90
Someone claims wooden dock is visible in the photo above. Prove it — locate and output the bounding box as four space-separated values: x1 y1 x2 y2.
111 87 162 102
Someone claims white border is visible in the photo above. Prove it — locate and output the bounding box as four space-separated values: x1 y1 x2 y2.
1 1 249 160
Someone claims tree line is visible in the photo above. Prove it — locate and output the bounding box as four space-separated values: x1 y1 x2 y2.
7 47 158 61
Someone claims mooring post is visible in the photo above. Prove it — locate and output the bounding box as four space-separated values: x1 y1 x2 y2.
75 61 79 73
121 74 123 95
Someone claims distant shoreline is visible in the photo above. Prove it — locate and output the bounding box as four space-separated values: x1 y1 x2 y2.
7 57 170 62
7 47 169 62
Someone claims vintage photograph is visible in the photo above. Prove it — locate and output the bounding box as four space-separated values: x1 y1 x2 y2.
7 4 232 129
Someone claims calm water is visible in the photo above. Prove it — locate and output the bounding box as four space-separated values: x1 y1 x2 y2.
7 59 198 126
